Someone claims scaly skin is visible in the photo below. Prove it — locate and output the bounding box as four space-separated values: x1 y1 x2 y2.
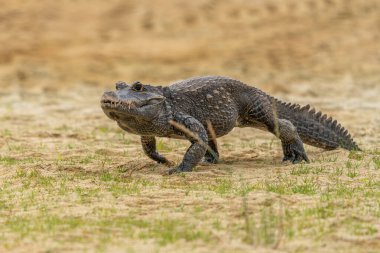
101 76 360 173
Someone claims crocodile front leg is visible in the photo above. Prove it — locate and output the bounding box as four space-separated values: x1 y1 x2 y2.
141 136 172 165
168 113 208 174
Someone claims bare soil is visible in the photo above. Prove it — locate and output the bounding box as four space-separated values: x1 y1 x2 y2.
0 1 380 252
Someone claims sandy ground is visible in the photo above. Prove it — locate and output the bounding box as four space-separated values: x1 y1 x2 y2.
1 0 380 252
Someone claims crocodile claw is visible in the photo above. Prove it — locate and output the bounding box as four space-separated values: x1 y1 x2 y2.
167 167 180 175
202 155 219 164
282 138 309 164
167 164 192 175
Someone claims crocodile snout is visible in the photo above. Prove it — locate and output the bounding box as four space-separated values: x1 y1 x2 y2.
101 91 121 108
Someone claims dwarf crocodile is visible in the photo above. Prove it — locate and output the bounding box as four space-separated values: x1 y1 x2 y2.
101 76 360 174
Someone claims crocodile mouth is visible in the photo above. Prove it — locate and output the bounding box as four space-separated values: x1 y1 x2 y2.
101 99 121 108
101 98 163 110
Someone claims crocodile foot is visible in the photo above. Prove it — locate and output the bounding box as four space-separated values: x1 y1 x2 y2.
282 138 310 164
202 155 219 164
167 164 192 174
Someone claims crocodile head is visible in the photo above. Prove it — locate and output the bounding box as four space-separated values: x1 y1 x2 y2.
101 81 166 122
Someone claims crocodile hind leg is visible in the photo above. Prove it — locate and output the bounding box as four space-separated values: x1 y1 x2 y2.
246 100 309 164
203 139 219 164
277 119 309 163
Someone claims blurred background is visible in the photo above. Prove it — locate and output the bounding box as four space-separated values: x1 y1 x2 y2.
1 2 380 252
1 0 379 95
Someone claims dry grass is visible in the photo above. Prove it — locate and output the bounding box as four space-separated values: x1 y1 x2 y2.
1 0 380 252
0 87 379 253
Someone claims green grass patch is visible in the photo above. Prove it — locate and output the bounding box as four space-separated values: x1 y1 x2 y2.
156 140 173 152
5 215 83 238
0 156 18 166
373 157 380 170
208 178 233 195
291 178 318 195
1 129 12 137
291 165 324 176
348 151 365 161
139 218 213 245
262 177 319 195
344 218 378 236
4 213 213 246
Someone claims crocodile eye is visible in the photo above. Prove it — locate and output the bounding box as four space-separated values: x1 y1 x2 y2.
115 81 127 90
132 81 144 91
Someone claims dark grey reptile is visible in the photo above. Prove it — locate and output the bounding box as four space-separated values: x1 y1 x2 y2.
101 76 360 174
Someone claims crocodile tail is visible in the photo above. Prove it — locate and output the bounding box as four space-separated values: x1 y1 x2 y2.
274 99 360 151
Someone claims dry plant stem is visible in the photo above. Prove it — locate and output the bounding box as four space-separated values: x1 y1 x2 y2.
206 120 218 147
242 195 253 245
169 120 218 160
117 163 150 177
272 197 284 249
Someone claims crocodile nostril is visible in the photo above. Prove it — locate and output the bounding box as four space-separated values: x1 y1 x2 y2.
115 81 127 90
